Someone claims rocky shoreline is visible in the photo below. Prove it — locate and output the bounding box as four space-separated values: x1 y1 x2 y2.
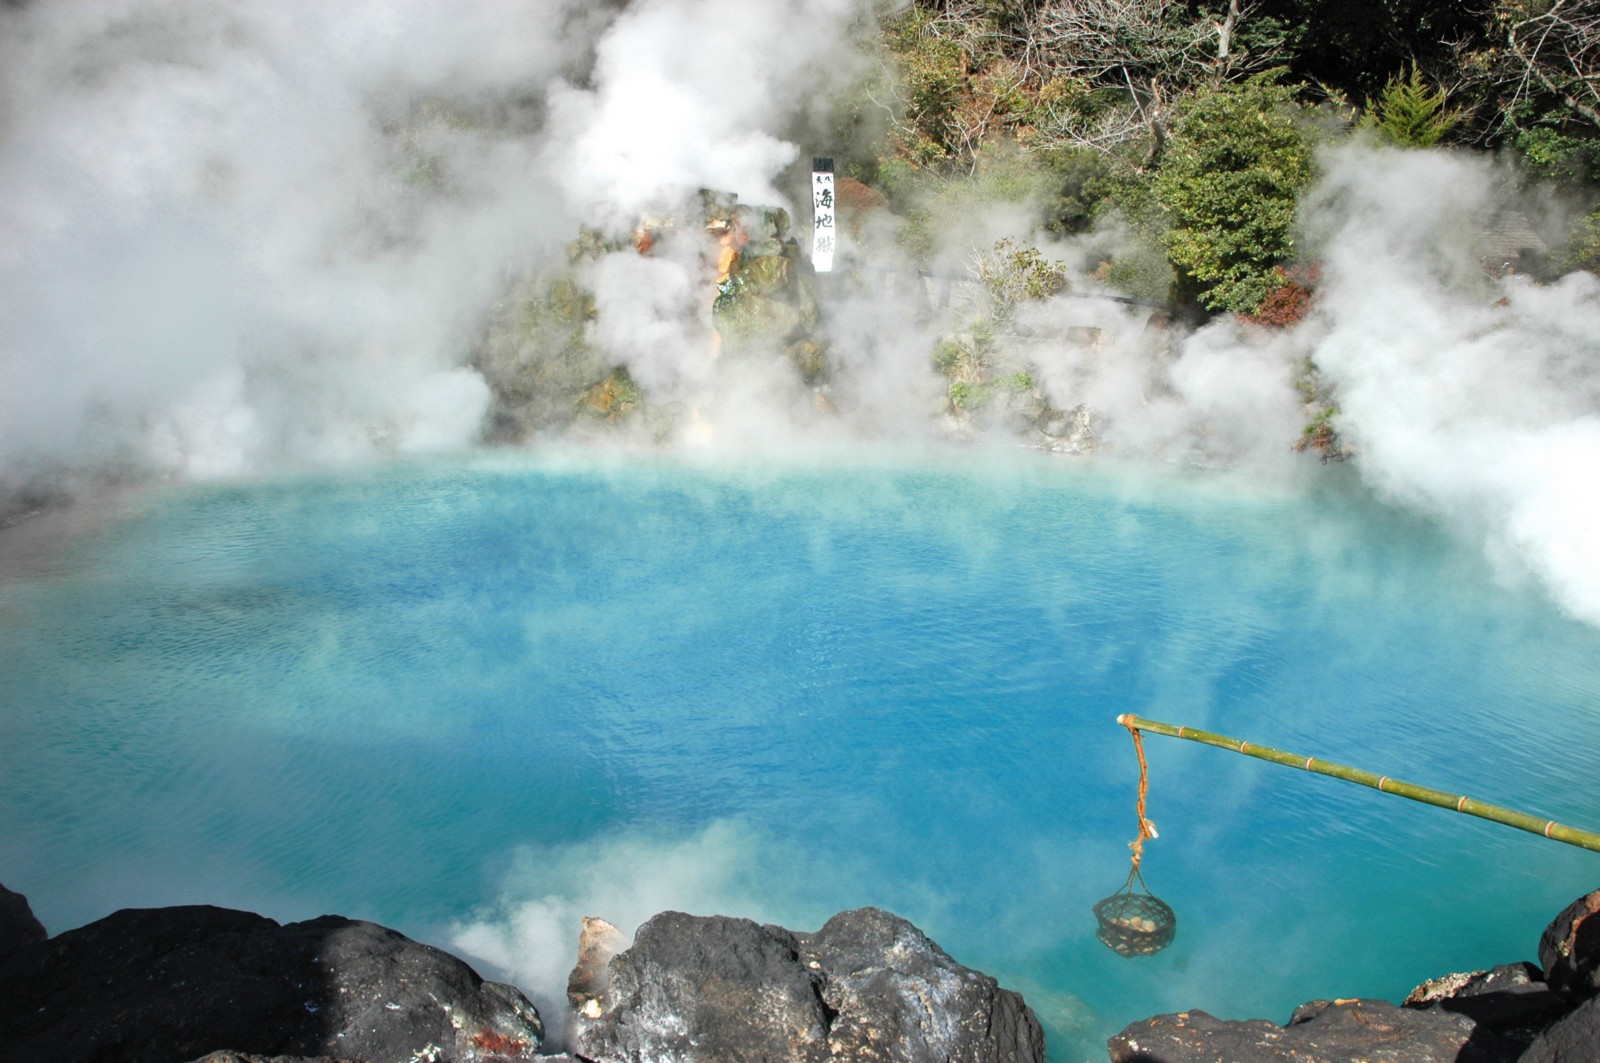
2 881 1596 1062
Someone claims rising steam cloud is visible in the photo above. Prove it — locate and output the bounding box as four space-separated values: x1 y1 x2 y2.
4 2 1600 627
1296 144 1600 626
0 0 862 487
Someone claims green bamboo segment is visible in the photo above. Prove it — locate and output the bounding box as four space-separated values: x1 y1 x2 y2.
1116 714 1600 855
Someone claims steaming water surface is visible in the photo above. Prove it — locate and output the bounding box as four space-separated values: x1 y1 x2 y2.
3 451 1599 1061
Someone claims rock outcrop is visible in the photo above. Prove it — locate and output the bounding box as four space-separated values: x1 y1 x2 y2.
474 193 828 444
1109 998 1525 1062
0 883 46 963
1110 887 1600 1063
1538 888 1600 1000
567 907 1045 1063
0 893 543 1063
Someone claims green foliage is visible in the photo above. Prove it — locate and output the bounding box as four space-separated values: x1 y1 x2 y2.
889 140 1057 259
1508 107 1600 184
948 379 984 409
1362 66 1460 147
882 6 974 167
1294 403 1344 459
973 237 1068 321
1291 357 1345 459
1033 145 1117 235
932 338 967 375
931 238 1062 414
1154 77 1315 313
1561 206 1600 273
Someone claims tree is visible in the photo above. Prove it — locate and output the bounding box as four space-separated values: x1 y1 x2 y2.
1501 0 1600 133
1253 0 1491 102
1154 76 1314 313
1016 0 1289 159
1363 66 1461 146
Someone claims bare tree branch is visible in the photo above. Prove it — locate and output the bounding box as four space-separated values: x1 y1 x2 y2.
1503 0 1600 131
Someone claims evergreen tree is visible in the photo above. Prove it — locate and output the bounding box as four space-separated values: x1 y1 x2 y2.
1364 66 1459 147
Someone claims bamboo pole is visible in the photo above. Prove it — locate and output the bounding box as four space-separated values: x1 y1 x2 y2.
1117 714 1600 855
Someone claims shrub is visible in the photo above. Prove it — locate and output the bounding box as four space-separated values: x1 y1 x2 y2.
971 237 1068 322
1154 76 1315 314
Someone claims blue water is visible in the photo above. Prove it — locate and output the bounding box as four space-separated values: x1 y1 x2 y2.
2 449 1599 1061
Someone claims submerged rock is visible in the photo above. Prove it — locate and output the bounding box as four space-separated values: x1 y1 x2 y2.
0 898 543 1063
568 906 1043 1063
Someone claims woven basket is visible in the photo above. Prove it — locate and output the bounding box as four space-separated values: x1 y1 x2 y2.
1093 887 1176 956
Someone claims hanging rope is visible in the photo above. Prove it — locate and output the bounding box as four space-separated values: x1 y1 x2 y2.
1094 719 1177 956
1125 720 1159 876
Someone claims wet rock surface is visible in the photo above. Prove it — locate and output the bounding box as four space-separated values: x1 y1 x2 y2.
0 894 543 1063
567 906 1044 1063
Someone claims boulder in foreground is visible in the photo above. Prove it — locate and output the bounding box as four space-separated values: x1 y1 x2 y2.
568 906 1045 1063
0 898 543 1063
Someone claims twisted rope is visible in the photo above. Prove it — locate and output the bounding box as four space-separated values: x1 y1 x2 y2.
1124 720 1159 876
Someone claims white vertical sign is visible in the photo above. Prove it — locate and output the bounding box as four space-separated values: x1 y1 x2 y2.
811 156 835 273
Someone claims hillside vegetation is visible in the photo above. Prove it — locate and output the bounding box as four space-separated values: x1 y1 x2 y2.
856 0 1600 308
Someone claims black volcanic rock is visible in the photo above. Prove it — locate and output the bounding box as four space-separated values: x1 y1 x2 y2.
1538 887 1600 1001
0 902 543 1063
1107 888 1600 1062
1108 998 1523 1063
1403 962 1567 1047
807 907 1044 1063
1518 992 1600 1062
568 906 1044 1063
188 1055 368 1063
0 883 46 962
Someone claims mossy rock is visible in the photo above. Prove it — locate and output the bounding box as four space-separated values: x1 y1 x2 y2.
578 367 644 422
544 276 597 331
733 205 789 242
784 340 828 385
739 253 792 295
715 285 803 345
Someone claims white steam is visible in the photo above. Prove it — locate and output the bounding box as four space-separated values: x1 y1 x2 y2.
0 0 868 487
1298 143 1600 626
5 4 1600 631
446 820 831 1046
545 0 863 225
0 0 592 485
